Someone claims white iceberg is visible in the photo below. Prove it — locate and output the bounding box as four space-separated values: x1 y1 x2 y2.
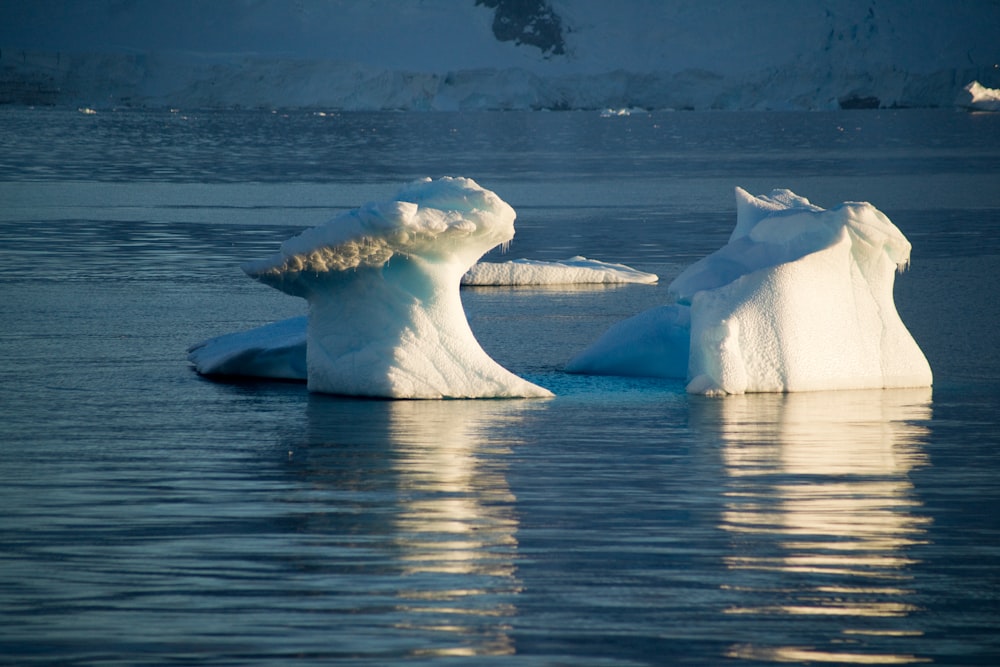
462 256 657 286
567 187 933 395
191 177 551 399
956 81 1000 112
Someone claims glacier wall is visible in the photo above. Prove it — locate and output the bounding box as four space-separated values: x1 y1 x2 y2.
2 0 998 111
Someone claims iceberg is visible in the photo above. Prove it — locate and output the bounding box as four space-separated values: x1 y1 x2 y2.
191 177 551 399
957 81 1000 112
462 256 657 286
567 187 933 395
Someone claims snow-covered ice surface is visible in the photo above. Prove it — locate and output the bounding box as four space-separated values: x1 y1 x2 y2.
957 81 1000 112
191 177 552 399
567 187 933 395
2 0 999 110
462 256 657 285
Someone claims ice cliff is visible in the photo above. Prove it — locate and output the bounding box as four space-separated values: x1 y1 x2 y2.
2 0 998 110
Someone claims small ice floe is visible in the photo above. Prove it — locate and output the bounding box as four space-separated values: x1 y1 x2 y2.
462 256 657 286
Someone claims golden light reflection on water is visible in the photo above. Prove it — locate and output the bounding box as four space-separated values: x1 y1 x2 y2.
300 396 540 659
726 643 932 664
705 388 933 664
383 399 537 658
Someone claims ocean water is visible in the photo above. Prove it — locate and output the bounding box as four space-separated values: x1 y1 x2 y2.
1 107 999 666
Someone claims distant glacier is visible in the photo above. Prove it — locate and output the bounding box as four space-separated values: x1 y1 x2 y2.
2 0 998 110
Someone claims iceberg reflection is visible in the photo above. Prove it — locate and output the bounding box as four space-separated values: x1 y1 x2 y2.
695 389 933 664
302 397 536 659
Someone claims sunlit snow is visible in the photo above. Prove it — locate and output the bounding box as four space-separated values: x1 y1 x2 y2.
957 81 1000 112
566 187 933 395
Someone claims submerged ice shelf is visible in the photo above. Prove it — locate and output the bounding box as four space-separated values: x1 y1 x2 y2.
188 254 657 390
567 187 933 395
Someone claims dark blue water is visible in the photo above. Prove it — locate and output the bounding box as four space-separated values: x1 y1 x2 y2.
2 108 1000 665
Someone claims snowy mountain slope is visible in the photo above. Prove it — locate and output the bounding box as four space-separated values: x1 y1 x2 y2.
1 0 998 110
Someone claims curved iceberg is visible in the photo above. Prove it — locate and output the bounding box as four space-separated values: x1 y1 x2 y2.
462 256 657 286
192 177 551 399
567 187 933 395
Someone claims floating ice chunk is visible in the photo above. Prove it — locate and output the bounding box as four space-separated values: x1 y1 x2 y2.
228 176 551 399
567 187 933 395
956 81 1000 112
462 256 658 286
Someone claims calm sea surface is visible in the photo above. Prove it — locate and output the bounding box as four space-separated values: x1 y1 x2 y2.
2 108 999 666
